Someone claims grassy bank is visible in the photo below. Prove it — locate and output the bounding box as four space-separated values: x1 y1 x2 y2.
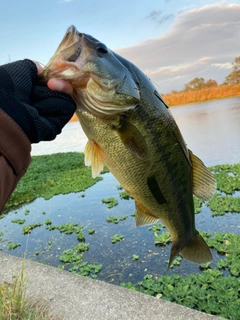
162 84 240 106
0 261 59 320
2 153 240 319
3 152 108 213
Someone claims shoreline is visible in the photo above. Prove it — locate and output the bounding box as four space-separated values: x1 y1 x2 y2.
69 94 240 121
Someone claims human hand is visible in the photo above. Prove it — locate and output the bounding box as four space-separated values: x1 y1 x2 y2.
35 62 73 94
0 59 76 143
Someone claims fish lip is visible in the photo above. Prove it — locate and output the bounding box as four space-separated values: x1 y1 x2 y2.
66 25 77 35
65 25 79 39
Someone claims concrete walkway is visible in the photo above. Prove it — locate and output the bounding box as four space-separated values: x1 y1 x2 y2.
0 252 223 320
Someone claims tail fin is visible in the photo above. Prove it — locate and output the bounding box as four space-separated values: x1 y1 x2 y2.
168 231 212 269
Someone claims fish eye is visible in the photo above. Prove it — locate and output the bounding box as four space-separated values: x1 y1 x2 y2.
96 43 108 54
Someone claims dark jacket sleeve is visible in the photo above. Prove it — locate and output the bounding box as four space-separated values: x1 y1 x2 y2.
0 109 32 214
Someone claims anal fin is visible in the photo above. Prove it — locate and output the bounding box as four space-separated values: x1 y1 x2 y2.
135 202 159 227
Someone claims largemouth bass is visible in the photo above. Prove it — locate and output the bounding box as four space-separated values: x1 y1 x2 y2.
42 26 216 268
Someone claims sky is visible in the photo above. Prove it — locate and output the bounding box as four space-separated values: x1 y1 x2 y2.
0 0 239 93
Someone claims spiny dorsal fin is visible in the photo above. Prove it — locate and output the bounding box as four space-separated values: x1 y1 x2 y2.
116 117 148 160
189 150 216 200
84 140 104 178
135 202 159 227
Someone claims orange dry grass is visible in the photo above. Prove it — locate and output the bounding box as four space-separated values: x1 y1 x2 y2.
162 84 240 106
69 84 240 121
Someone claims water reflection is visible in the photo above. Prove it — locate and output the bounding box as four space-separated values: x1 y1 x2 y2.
170 97 240 166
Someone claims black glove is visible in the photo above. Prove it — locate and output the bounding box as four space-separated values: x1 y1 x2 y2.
0 59 76 143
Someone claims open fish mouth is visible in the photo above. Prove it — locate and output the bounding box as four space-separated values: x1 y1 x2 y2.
42 25 140 117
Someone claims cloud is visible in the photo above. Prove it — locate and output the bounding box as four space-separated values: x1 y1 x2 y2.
158 13 174 24
115 3 240 93
211 62 232 69
146 10 162 20
146 10 174 25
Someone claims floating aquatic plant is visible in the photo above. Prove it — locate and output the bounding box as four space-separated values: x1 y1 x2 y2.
44 218 52 225
154 232 171 246
133 255 139 261
166 256 182 268
111 234 124 243
106 215 128 224
102 197 118 208
120 269 240 319
88 229 95 235
22 223 42 235
46 222 85 242
46 223 79 234
8 243 21 250
4 152 104 212
11 219 26 225
119 191 133 200
24 209 29 216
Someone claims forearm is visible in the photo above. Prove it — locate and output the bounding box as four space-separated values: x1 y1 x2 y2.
0 110 31 214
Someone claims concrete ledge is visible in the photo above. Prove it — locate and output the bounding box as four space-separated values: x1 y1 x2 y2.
0 252 223 320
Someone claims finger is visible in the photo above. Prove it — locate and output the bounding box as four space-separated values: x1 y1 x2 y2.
47 78 73 94
33 61 44 75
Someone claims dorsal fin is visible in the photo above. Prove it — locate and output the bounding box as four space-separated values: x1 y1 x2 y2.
135 202 159 227
84 140 104 178
189 150 216 200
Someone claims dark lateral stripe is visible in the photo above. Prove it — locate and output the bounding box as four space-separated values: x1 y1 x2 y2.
147 175 167 205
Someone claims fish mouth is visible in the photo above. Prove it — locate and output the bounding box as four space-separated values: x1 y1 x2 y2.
45 25 112 87
59 25 83 63
46 26 84 79
42 25 140 117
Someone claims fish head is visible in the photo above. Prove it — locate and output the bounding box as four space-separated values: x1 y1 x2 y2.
42 25 140 117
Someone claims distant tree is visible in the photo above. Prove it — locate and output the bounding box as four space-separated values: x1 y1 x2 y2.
205 79 218 88
224 56 240 84
184 77 205 91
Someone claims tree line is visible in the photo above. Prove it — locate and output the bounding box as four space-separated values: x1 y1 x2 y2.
178 56 240 93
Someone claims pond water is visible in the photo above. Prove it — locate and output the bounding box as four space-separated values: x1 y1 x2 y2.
1 97 240 285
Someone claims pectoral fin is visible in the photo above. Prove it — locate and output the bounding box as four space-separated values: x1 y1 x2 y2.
135 202 159 227
189 150 216 200
116 117 148 160
84 140 104 178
